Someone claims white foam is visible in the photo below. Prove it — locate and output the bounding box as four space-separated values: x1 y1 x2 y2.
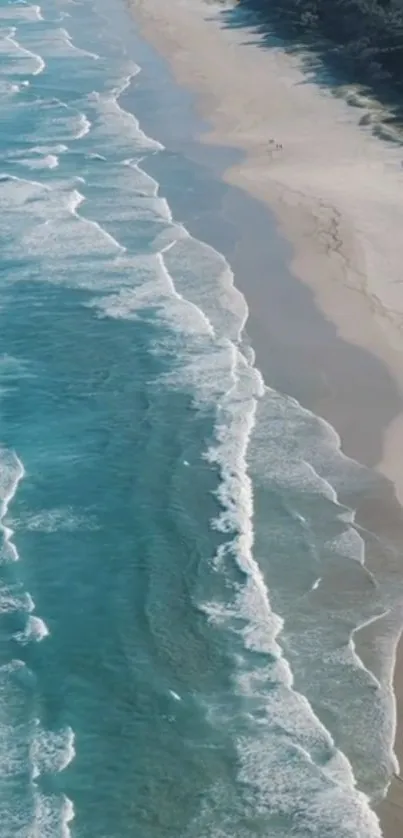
0 447 24 563
203 567 384 836
19 153 59 169
24 98 91 144
0 7 387 828
325 523 365 564
28 723 76 837
59 26 99 60
30 144 68 155
87 152 106 161
14 615 49 643
122 157 161 195
181 295 382 830
0 450 50 651
23 506 99 532
236 730 382 837
163 235 248 343
31 723 76 777
0 660 35 829
7 143 67 169
0 79 21 97
26 592 35 612
244 387 401 796
155 243 388 832
32 791 75 838
92 250 214 337
0 587 34 614
83 138 363 831
88 71 163 155
2 27 45 76
118 158 174 223
0 5 43 21
21 185 125 258
169 690 182 702
26 24 100 62
67 188 124 249
0 528 58 835
89 171 176 229
0 171 50 204
74 112 91 140
82 103 388 822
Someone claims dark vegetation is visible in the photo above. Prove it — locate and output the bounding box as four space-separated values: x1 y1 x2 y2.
221 0 403 121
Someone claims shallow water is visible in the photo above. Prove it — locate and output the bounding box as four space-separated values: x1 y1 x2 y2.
0 0 401 835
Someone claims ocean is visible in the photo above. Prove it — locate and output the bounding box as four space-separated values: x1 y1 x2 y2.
0 0 400 835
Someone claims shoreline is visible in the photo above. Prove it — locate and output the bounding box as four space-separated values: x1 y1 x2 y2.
130 0 403 502
127 0 403 833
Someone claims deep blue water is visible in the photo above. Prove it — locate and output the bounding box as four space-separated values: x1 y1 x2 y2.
0 0 400 835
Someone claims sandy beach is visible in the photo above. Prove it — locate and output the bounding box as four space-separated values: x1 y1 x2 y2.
131 0 403 499
128 0 403 833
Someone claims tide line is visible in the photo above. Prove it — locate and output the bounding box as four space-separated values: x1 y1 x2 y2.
5 27 45 76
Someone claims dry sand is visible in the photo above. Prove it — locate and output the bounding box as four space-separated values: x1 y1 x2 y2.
131 0 403 502
128 0 403 833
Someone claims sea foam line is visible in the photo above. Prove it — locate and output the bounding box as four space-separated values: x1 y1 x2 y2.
31 721 76 778
0 448 25 563
69 188 125 252
59 26 99 60
158 247 214 336
33 4 43 22
201 365 386 835
128 144 390 833
5 26 45 75
30 723 76 837
0 4 43 21
88 66 163 153
14 614 50 644
16 29 385 827
34 96 92 142
113 165 382 820
19 153 60 170
92 69 388 814
74 112 91 140
0 451 73 833
203 400 373 803
0 449 50 643
158 220 382 785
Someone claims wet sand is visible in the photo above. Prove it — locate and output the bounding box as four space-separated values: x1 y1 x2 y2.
130 0 403 501
126 0 403 833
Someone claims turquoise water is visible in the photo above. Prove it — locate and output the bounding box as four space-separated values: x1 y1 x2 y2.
0 0 400 835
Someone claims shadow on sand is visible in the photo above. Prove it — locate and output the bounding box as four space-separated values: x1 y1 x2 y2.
205 0 403 145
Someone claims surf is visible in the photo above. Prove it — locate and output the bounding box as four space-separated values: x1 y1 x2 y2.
0 0 395 834
0 444 74 838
